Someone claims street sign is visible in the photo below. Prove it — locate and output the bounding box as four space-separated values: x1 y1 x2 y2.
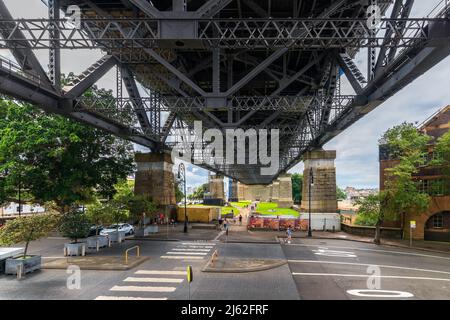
187 265 193 283
410 221 416 229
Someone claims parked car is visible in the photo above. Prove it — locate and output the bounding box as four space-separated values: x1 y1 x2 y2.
87 225 104 237
100 223 134 236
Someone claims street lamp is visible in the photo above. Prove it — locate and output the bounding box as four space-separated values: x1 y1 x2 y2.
178 163 188 233
308 167 314 237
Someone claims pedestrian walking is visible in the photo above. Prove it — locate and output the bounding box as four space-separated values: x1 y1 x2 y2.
223 219 228 234
238 214 243 225
285 226 292 244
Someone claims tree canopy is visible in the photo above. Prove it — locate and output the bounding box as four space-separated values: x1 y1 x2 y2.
291 173 303 204
0 99 134 211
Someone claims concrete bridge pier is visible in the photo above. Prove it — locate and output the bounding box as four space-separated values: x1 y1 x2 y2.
277 174 294 208
134 153 176 207
301 150 340 231
205 174 225 206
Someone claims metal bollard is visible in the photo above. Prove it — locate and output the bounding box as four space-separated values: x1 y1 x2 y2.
16 263 23 280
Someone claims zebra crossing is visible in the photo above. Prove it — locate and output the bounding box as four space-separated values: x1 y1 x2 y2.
94 241 216 300
160 241 216 260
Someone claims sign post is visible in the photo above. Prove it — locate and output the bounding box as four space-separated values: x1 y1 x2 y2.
187 265 193 300
410 221 416 247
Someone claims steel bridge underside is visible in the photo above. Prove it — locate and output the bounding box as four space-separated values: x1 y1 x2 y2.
0 0 450 184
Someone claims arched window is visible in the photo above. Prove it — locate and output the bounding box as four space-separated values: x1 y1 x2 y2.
432 214 444 228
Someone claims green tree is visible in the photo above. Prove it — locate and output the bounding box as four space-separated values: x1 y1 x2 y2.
0 213 60 258
0 99 134 212
86 201 112 235
58 210 91 243
175 181 185 203
291 173 303 204
354 194 381 226
374 123 431 244
336 186 347 201
191 183 208 200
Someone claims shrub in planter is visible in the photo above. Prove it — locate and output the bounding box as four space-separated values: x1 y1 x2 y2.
0 213 59 275
58 211 91 256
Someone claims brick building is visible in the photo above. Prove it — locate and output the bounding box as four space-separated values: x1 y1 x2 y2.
379 106 450 241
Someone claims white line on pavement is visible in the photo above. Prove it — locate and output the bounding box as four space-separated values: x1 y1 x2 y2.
95 296 168 300
160 256 204 260
291 273 450 282
166 252 207 255
181 242 216 246
110 286 176 292
288 260 450 275
124 277 184 283
172 248 211 252
214 231 225 241
287 243 450 260
135 270 186 275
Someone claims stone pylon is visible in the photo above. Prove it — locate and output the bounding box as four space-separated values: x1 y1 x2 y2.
277 173 294 208
134 153 176 206
301 150 338 213
204 173 225 206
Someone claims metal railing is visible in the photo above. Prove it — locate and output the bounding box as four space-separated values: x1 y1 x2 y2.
0 55 42 85
124 245 140 264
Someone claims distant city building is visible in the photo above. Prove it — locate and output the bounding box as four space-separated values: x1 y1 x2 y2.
0 202 46 218
344 187 378 202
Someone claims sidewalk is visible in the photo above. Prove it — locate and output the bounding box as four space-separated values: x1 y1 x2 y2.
218 228 450 254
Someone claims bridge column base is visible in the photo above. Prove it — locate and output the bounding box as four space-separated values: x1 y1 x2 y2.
134 153 176 207
301 149 338 213
277 174 293 208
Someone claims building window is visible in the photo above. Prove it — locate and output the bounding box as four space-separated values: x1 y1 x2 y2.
432 214 444 228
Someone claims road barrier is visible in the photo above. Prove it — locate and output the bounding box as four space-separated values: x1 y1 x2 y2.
124 245 140 264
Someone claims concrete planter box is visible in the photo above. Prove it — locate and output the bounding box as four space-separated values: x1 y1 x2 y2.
106 231 126 243
5 255 41 275
147 225 159 234
64 242 86 256
135 226 159 237
86 236 109 250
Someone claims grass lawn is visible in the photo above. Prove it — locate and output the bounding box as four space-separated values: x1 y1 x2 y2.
230 201 252 208
254 202 299 217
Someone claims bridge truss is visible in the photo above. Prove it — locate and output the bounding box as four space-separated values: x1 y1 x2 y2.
0 0 449 184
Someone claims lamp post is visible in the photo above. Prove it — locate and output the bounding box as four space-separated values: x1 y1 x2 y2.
308 167 314 237
178 163 188 233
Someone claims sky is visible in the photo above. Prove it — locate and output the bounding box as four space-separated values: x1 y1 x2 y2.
1 0 449 191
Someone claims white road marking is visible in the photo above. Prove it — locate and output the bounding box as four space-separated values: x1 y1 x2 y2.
110 285 176 292
347 290 414 298
288 243 450 260
160 255 204 260
292 273 450 282
214 231 225 241
288 260 450 276
166 251 207 255
172 248 211 252
124 277 183 283
181 246 214 249
181 242 216 246
135 270 186 276
95 296 168 300
312 249 357 258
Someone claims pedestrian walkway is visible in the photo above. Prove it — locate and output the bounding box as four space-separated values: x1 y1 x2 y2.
94 269 186 300
94 241 217 300
160 241 216 260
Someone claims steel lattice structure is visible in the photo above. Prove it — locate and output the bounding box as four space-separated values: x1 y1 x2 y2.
0 0 449 184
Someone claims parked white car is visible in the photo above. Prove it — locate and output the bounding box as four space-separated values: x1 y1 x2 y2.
100 223 135 236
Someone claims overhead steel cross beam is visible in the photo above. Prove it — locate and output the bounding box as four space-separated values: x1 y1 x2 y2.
0 55 158 150
0 18 443 49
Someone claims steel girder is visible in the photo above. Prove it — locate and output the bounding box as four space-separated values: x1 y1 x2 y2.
0 0 450 184
0 18 445 50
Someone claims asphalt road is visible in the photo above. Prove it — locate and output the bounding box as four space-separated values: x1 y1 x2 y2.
282 238 450 300
0 236 449 300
